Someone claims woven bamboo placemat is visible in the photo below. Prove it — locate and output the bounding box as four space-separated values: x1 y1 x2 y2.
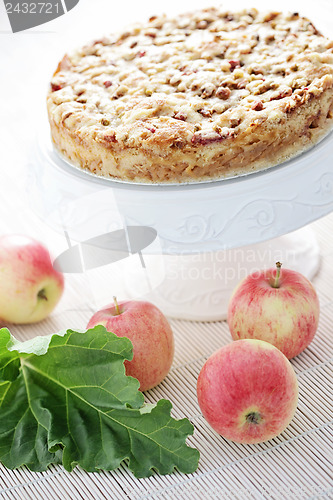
1 0 332 494
1 214 332 500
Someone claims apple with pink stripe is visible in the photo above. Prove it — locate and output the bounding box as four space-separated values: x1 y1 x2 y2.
227 262 319 359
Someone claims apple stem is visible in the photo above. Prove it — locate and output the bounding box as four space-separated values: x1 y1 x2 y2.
273 262 282 289
113 296 121 315
38 289 48 301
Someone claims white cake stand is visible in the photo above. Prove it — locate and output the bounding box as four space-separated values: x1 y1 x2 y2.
26 126 333 320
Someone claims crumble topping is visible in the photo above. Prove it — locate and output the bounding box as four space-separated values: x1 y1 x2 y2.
47 7 333 183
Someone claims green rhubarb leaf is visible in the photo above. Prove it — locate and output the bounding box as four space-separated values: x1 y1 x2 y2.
0 328 61 470
0 326 199 477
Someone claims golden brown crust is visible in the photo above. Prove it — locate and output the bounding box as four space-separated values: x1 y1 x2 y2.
47 8 333 183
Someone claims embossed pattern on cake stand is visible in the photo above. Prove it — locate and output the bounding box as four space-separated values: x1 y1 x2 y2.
26 127 333 319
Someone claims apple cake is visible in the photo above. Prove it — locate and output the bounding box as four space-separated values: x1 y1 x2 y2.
47 8 333 183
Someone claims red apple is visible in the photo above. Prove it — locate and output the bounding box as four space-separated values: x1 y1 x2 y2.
87 299 174 391
0 234 64 324
227 262 320 359
197 339 298 444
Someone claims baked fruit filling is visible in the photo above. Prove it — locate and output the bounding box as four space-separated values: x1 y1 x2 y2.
47 8 333 183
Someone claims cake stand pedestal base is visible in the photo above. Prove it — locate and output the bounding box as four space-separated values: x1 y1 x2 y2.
108 226 319 321
29 129 330 321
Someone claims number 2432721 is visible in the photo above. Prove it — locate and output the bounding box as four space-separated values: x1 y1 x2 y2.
5 3 61 14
